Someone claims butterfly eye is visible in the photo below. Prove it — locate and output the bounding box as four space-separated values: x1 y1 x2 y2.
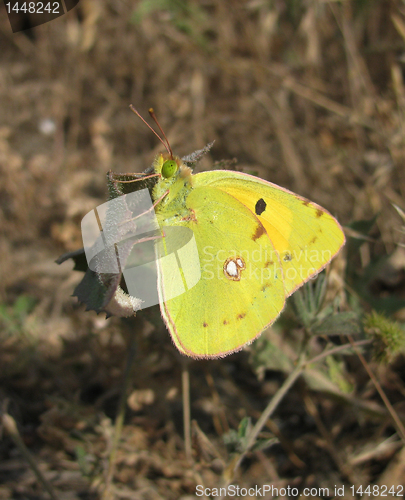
162 160 177 179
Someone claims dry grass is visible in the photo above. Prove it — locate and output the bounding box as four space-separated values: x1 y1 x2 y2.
1 1 405 499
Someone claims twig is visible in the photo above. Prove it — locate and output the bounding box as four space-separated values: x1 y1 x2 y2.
229 338 373 481
286 78 375 129
303 393 359 487
347 335 405 444
182 359 192 462
102 329 138 499
233 351 307 474
1 412 60 500
255 90 308 190
308 338 372 365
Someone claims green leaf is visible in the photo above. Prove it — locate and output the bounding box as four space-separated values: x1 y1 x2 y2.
75 446 93 477
237 417 252 440
57 247 134 315
291 273 329 328
351 253 405 315
250 437 278 453
56 247 88 272
325 356 354 394
73 268 121 315
346 216 378 258
131 0 210 49
249 338 295 375
312 311 362 337
303 367 348 396
345 216 405 315
0 295 37 336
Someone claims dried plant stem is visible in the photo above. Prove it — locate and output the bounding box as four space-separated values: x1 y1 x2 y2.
230 338 373 481
102 331 138 500
347 335 405 444
309 338 372 364
1 412 60 500
244 356 305 449
182 360 192 462
303 394 359 487
233 351 307 475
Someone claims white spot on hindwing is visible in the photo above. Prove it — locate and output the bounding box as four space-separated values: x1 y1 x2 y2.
226 260 238 277
223 256 246 281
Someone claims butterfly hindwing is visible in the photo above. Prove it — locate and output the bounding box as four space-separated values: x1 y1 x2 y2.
156 186 286 358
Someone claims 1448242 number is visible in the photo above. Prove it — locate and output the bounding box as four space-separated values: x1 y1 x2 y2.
350 485 404 496
5 2 61 14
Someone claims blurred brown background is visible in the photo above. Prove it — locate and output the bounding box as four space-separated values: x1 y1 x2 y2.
1 1 405 499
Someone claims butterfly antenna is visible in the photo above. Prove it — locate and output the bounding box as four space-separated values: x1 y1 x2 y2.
148 108 173 158
129 105 171 155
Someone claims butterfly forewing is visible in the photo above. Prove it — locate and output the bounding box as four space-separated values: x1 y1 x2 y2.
194 171 345 297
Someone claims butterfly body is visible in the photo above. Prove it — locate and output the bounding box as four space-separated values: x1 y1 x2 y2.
151 152 345 359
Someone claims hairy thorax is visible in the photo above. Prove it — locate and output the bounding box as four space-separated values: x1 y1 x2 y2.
152 153 194 226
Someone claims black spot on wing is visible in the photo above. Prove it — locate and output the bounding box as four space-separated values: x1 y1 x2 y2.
255 198 267 215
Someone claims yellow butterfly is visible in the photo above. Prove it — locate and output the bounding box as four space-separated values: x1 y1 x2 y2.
132 108 345 359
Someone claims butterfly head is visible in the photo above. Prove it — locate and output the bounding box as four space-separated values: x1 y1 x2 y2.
157 152 193 183
161 158 178 178
152 153 193 211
